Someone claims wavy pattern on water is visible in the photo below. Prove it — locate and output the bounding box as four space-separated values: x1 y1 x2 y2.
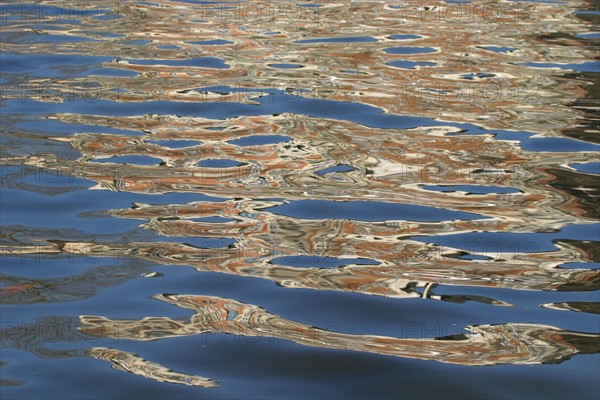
79 293 600 366
2 224 598 305
1 0 596 134
4 113 598 224
1 0 598 395
0 316 217 387
88 347 219 388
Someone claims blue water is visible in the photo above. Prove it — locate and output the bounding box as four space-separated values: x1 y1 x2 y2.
571 162 600 175
383 46 437 54
518 61 600 72
266 200 486 222
387 34 422 40
479 46 519 54
1 1 599 399
315 164 355 175
268 63 303 69
387 60 437 69
229 135 291 146
123 57 230 68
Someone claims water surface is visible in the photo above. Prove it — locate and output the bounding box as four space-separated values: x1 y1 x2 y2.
1 1 599 399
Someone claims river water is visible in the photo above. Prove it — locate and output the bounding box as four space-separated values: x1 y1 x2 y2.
1 1 599 399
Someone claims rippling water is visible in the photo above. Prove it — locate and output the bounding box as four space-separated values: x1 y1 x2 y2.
1 0 599 398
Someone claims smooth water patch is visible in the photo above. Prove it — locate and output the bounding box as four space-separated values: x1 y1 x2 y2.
1 164 92 191
93 155 162 165
146 139 201 148
11 34 100 43
315 165 355 175
0 3 115 19
479 46 518 53
0 96 448 131
229 135 291 146
268 63 303 69
270 256 380 268
387 60 436 69
521 137 599 152
575 32 600 39
0 60 136 78
197 159 245 168
570 162 600 174
387 34 422 40
340 69 368 75
448 128 600 152
560 262 600 270
124 57 229 68
0 53 111 77
422 185 520 194
413 224 600 254
458 254 493 261
95 33 125 38
518 61 600 72
0 254 136 280
383 46 436 54
0 187 224 233
266 200 485 222
122 40 151 45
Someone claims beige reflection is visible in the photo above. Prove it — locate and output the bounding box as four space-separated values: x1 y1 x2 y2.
89 347 218 388
0 0 596 134
2 234 598 303
80 293 599 367
541 302 600 314
0 315 216 388
8 112 598 229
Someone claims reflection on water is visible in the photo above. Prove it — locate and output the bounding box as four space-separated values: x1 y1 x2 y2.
89 347 219 388
79 294 599 366
1 0 599 398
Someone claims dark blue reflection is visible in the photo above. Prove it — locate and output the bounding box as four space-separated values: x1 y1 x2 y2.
316 165 355 175
570 162 600 175
229 135 291 146
271 255 379 268
93 155 162 165
266 200 485 222
387 60 436 69
197 159 244 168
